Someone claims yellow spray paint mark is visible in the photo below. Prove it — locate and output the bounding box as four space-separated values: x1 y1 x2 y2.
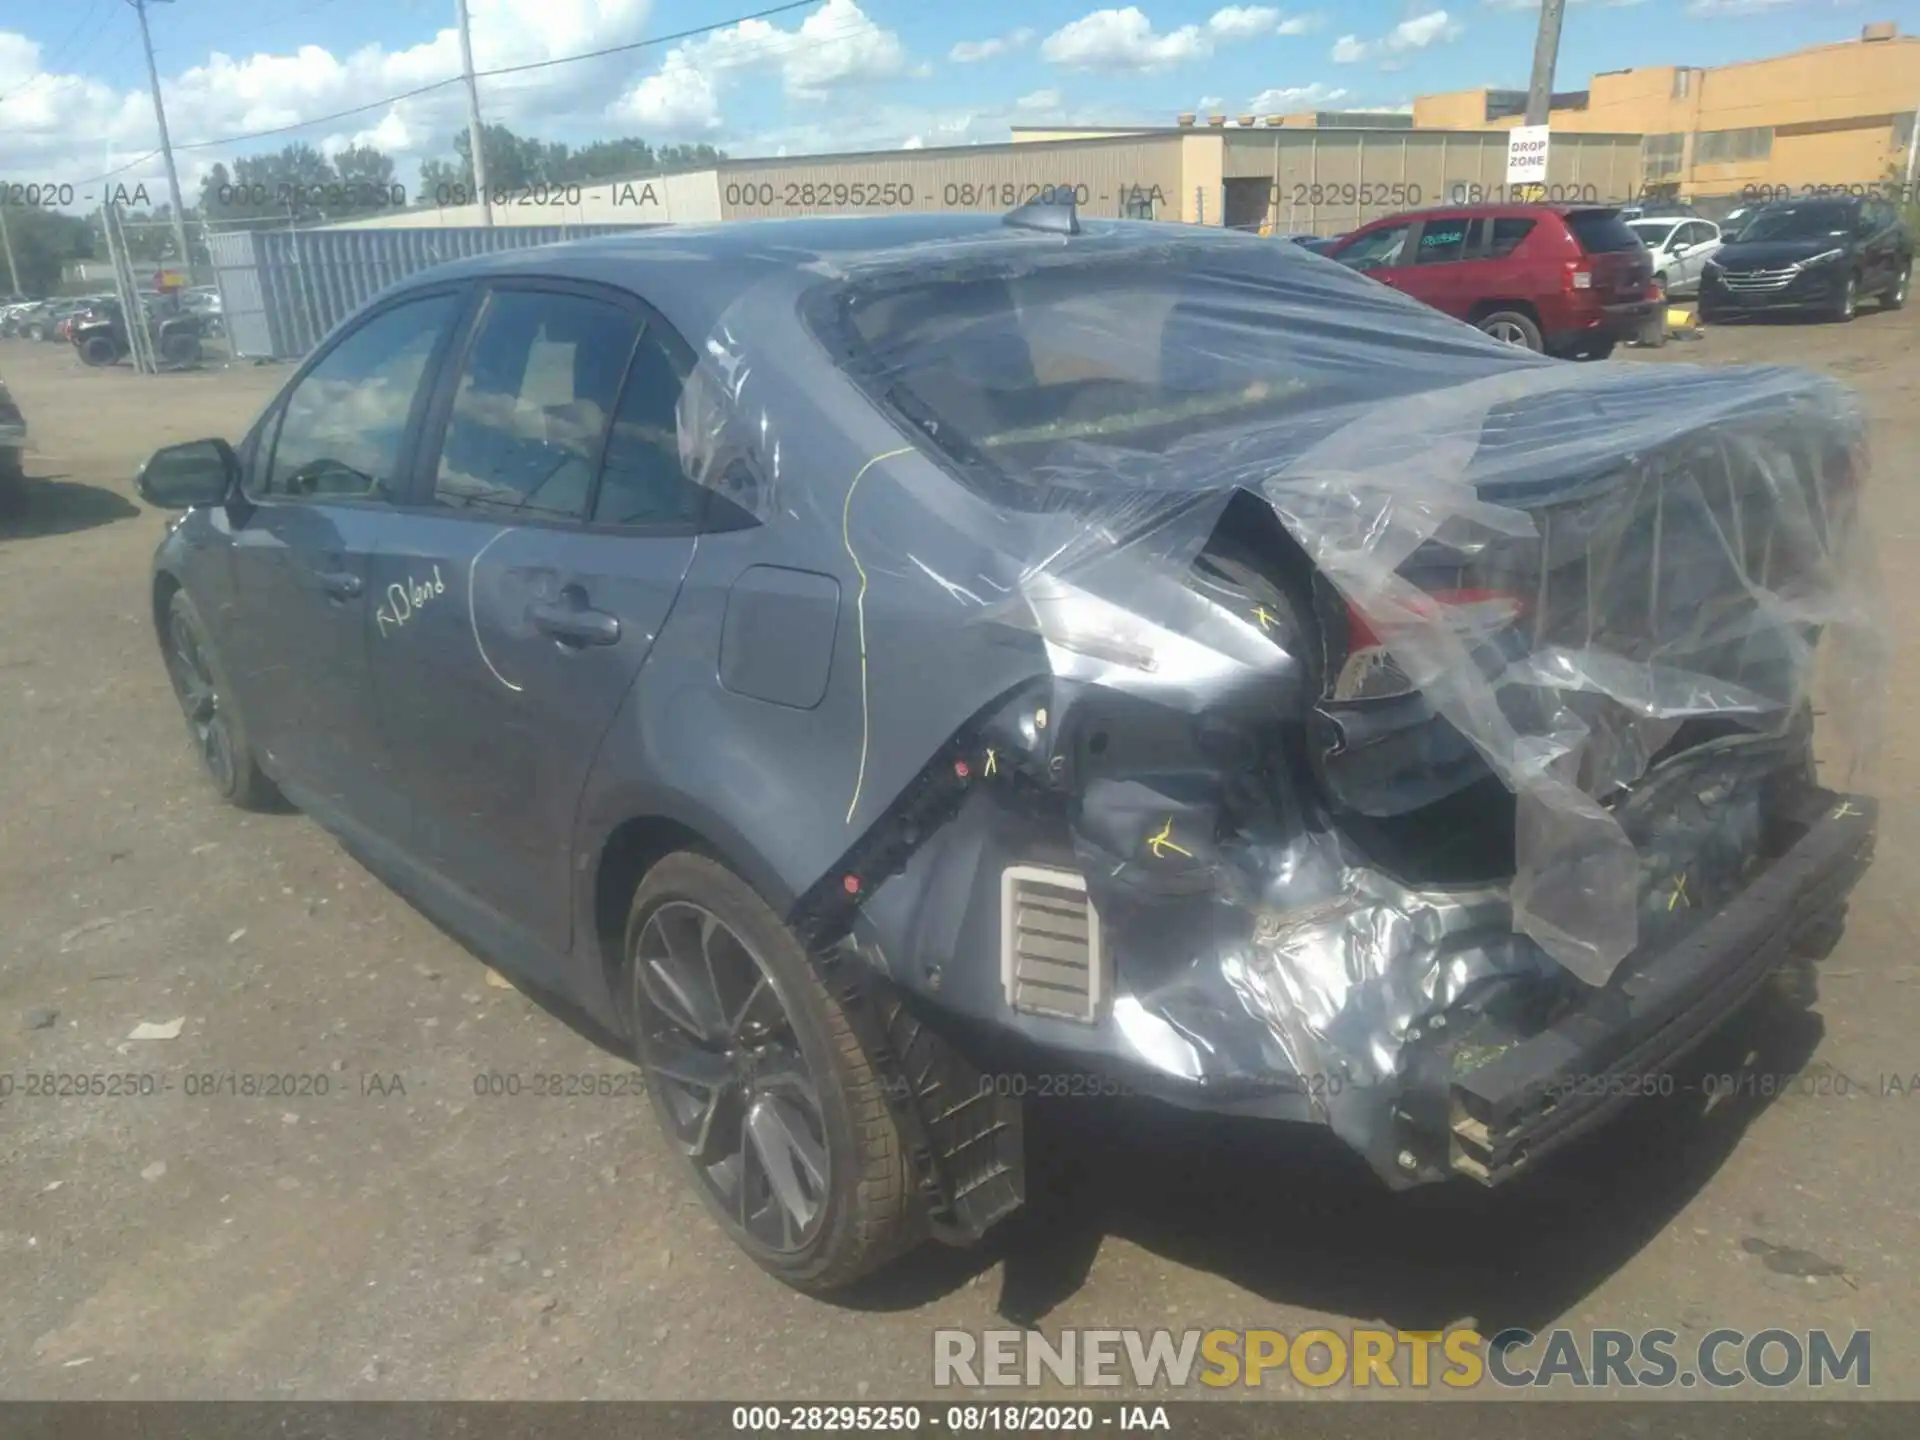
1667 873 1691 912
1147 817 1194 860
984 748 998 777
1252 605 1276 632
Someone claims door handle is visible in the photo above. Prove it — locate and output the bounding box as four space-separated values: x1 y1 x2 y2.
320 570 362 601
530 597 620 648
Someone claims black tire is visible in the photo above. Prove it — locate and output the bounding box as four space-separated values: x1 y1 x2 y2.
162 589 281 810
1829 272 1858 323
1475 309 1544 351
625 852 922 1293
80 334 119 366
1884 262 1910 311
161 332 202 366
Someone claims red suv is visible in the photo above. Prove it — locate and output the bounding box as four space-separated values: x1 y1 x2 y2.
1323 204 1658 359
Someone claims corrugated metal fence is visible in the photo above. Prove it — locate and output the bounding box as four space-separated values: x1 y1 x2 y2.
207 224 661 360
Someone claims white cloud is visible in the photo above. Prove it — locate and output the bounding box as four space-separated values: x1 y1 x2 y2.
1041 5 1312 71
1197 95 1226 110
1249 82 1349 109
1043 8 1211 69
609 0 914 133
949 28 1035 62
1016 88 1065 109
618 49 722 133
901 134 925 148
1209 5 1283 37
1331 9 1461 63
1 0 660 192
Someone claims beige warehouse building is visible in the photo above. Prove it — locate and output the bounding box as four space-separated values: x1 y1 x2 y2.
322 125 1641 238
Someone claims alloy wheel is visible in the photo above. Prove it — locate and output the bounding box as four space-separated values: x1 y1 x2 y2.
1839 275 1856 320
633 900 830 1254
1895 267 1911 307
165 611 236 792
1485 319 1529 346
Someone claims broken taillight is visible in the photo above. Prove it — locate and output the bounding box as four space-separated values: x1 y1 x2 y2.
1336 588 1527 701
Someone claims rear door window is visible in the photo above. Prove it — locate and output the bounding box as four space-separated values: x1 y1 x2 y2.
591 323 708 527
430 289 640 522
1413 216 1478 264
1565 210 1644 254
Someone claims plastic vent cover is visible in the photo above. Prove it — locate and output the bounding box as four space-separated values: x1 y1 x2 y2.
1001 865 1106 1022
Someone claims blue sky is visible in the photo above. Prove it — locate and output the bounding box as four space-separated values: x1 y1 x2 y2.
0 0 1901 194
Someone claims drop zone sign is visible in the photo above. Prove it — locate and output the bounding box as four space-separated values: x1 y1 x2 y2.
1507 126 1551 187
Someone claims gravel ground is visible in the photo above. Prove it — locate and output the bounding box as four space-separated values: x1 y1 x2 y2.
1 306 1916 1402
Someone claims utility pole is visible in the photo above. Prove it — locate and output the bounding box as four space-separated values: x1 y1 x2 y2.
456 0 494 227
1523 0 1568 127
0 203 22 297
129 0 196 279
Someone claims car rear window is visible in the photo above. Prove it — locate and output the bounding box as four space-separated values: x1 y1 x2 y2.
1564 210 1643 254
806 239 1541 507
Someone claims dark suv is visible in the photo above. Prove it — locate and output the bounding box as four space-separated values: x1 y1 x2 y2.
1698 196 1911 323
1325 204 1658 359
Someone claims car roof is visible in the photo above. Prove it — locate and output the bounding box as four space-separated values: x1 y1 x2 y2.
394 212 1270 344
1366 203 1617 221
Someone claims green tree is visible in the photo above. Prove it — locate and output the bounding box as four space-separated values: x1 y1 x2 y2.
1 207 94 296
199 143 403 227
415 124 727 200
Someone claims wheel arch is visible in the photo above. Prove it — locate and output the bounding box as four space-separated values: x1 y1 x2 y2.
1465 298 1543 329
151 569 183 648
584 798 798 1031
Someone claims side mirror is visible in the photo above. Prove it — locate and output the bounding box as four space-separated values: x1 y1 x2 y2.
136 438 238 509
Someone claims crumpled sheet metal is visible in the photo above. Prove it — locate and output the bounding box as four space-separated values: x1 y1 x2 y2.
672 228 1885 1110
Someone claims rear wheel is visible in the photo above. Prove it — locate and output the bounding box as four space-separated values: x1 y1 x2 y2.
1475 310 1543 351
162 590 280 809
1884 262 1910 311
626 852 922 1293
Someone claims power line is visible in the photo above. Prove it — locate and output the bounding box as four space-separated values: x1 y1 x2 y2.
0 0 117 104
63 0 851 191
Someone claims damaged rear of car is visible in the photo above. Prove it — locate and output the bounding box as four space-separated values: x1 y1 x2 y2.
643 214 1883 1283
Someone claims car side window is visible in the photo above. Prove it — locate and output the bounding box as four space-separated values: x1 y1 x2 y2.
1336 223 1412 271
431 289 640 522
1414 216 1474 264
1486 217 1536 258
591 322 707 527
262 292 459 501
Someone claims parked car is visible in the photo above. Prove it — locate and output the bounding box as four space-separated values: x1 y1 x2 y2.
0 301 43 337
0 372 26 494
1717 204 1759 241
1323 203 1658 359
1698 195 1911 323
1618 200 1699 222
133 210 1877 1293
69 296 205 367
1627 216 1722 297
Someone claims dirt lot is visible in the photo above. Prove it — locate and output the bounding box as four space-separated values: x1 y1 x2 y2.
2 310 1917 1402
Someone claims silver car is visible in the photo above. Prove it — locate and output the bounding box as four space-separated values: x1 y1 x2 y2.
1628 216 1723 297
